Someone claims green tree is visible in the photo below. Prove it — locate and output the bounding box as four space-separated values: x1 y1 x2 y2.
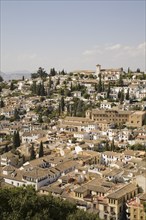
48 76 52 89
97 74 102 93
39 141 44 158
10 82 15 90
0 99 4 108
60 96 65 113
111 139 115 151
14 108 20 121
37 67 48 78
31 81 37 94
38 114 43 123
126 88 130 100
0 186 101 220
16 131 21 148
30 145 36 160
107 83 111 99
120 89 124 104
13 131 20 149
105 140 110 151
50 68 57 76
0 75 4 82
118 74 123 86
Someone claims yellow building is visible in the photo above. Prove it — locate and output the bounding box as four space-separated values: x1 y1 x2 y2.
86 109 131 126
86 109 146 127
128 111 146 128
126 193 146 220
98 183 138 220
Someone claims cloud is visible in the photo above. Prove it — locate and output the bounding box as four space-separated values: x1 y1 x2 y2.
81 42 145 71
17 53 37 61
82 42 145 57
82 49 96 56
106 44 121 50
137 42 146 50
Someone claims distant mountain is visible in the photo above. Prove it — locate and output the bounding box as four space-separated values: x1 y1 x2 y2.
0 70 31 81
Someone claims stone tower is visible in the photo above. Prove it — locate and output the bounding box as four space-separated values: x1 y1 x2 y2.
95 64 101 78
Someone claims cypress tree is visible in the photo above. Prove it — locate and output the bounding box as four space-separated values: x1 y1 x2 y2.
14 108 20 121
126 88 130 100
16 131 21 147
107 83 111 99
105 140 110 151
111 139 115 151
13 131 21 149
10 82 14 90
13 131 17 149
60 96 65 112
0 99 4 108
30 145 36 160
97 74 102 93
39 141 44 158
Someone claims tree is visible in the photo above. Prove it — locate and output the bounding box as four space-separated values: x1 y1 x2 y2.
107 83 111 99
14 108 20 121
38 114 43 123
30 145 36 160
111 139 115 151
105 140 110 151
120 89 124 104
13 131 20 149
0 186 100 220
128 67 131 73
125 88 130 100
31 72 39 79
31 81 37 94
50 68 57 76
0 75 3 82
37 67 48 78
48 76 52 89
10 82 14 90
16 131 21 147
118 74 123 86
97 74 102 93
39 141 44 158
22 75 25 81
0 99 4 108
60 96 65 113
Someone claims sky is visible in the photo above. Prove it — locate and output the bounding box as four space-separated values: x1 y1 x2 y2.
0 0 146 73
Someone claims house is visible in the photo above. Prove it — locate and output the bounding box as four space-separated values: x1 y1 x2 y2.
100 101 112 110
2 165 60 190
1 151 23 167
21 130 47 144
73 131 90 142
101 151 122 165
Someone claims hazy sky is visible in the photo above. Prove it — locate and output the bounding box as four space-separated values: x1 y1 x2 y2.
1 0 145 73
